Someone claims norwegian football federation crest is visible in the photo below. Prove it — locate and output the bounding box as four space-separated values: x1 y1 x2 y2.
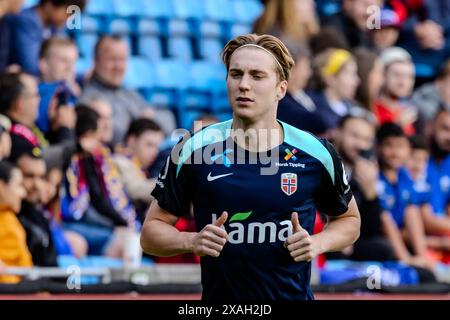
281 173 297 196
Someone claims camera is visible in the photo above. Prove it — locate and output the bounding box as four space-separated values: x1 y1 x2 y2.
358 148 375 161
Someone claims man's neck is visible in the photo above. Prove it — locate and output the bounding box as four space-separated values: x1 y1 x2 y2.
324 88 341 104
379 93 400 110
382 166 398 183
231 114 283 152
35 5 49 27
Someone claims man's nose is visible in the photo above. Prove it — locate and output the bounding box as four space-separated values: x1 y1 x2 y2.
238 74 251 91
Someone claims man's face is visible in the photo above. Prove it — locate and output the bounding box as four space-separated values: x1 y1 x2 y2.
227 47 287 122
49 5 69 27
95 39 129 87
433 112 450 152
344 0 383 30
41 45 78 82
406 149 429 179
288 56 311 92
19 74 40 127
132 130 164 168
372 28 400 50
0 168 26 213
337 118 375 164
17 155 46 204
7 0 24 14
384 61 415 99
90 100 114 144
378 136 411 170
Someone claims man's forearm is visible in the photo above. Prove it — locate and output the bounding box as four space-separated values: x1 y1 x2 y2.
312 198 360 254
140 219 196 257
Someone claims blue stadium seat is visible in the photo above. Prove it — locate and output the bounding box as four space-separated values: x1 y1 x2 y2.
124 56 154 90
75 57 93 77
23 0 38 9
229 23 252 39
150 59 189 108
168 37 194 61
140 0 174 19
199 21 222 39
203 0 234 22
76 33 98 58
80 15 102 34
199 38 223 62
215 111 233 122
108 18 133 35
85 0 114 16
171 0 205 20
138 36 163 60
137 19 161 35
316 0 342 17
231 0 264 24
178 110 205 130
168 19 192 37
112 0 144 17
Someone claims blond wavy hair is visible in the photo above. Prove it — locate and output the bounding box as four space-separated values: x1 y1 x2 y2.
221 34 295 82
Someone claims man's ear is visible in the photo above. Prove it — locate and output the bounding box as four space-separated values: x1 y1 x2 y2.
277 80 288 101
38 59 48 77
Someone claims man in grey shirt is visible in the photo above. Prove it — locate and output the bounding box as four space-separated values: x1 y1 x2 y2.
80 35 176 145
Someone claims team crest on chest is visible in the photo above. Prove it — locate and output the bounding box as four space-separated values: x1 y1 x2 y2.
281 173 297 196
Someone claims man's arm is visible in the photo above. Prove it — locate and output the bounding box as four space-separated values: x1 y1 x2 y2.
140 200 228 257
286 196 360 262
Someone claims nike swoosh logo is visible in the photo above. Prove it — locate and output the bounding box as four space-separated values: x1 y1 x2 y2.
207 172 234 182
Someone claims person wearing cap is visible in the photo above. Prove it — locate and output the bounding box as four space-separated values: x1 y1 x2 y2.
141 34 361 300
374 47 417 136
371 8 403 51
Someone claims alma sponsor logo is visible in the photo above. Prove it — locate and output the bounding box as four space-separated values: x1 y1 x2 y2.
212 211 293 244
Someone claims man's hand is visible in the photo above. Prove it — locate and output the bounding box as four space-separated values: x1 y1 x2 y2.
353 158 378 200
285 212 317 262
191 211 228 257
415 20 444 50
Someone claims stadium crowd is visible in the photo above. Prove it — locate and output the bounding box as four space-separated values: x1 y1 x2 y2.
1 0 450 286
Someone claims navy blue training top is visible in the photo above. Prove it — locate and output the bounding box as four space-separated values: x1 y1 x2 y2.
152 119 353 300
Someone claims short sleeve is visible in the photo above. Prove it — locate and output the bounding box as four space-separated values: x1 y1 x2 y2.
151 138 192 217
314 139 353 216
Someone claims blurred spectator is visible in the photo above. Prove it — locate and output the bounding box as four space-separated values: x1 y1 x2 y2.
0 0 24 72
38 37 81 96
0 160 30 283
412 58 450 129
0 114 11 160
398 0 450 78
422 110 450 235
309 27 349 55
253 0 319 49
7 0 86 75
371 7 403 51
114 118 164 223
62 106 133 257
79 35 176 146
41 165 88 259
0 72 42 162
277 44 328 135
375 47 417 135
331 112 396 261
308 48 360 137
354 47 384 112
87 98 114 147
376 123 433 270
0 72 74 169
16 150 58 266
322 0 383 49
192 114 219 133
